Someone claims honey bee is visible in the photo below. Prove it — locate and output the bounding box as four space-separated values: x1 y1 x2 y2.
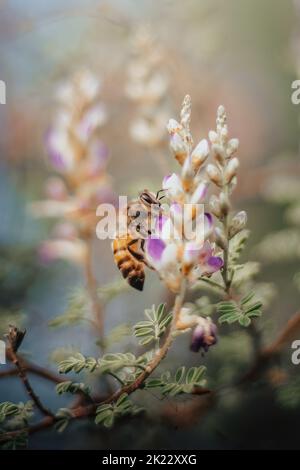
112 189 164 291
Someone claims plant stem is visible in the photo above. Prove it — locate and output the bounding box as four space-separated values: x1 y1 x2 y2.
9 348 54 418
85 239 105 346
107 372 125 386
221 186 231 294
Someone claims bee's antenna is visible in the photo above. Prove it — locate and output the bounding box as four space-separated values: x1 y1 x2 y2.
156 189 166 200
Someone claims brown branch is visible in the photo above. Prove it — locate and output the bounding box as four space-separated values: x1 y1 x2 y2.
8 347 54 418
3 351 67 384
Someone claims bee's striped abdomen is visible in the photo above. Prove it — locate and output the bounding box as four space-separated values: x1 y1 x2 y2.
112 237 145 291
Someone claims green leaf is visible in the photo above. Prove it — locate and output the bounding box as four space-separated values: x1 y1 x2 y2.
0 401 33 428
95 394 143 428
217 295 263 327
0 430 28 450
133 304 171 347
55 381 91 397
58 353 98 374
145 366 206 397
175 366 185 383
55 408 73 433
97 279 130 303
228 229 250 264
0 402 20 422
244 302 263 314
98 352 140 374
239 316 251 327
49 288 88 328
241 291 255 305
116 393 129 407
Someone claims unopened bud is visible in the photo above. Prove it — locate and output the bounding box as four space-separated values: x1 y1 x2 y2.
181 156 194 192
226 138 239 158
215 227 228 250
217 105 226 119
219 191 230 216
167 119 182 135
191 139 209 171
221 126 228 142
229 176 237 192
229 211 247 238
170 133 188 165
206 164 223 187
208 130 218 143
212 143 226 166
209 195 221 218
224 157 239 184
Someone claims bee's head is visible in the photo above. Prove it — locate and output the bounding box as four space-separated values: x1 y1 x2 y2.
140 190 160 207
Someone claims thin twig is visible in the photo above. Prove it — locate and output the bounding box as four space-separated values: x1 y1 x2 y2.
8 347 54 418
3 352 66 384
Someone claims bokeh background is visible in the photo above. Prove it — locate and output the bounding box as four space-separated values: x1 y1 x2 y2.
1 0 300 450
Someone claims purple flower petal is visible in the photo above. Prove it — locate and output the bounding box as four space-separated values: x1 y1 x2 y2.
190 322 217 353
45 128 70 172
191 182 208 204
146 238 166 261
162 174 173 188
204 212 213 227
190 325 205 352
155 214 168 233
206 256 224 273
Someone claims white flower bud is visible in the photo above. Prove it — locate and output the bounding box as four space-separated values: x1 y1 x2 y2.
208 130 218 143
181 156 194 192
219 191 230 216
209 195 221 218
167 119 182 135
221 126 228 142
224 157 239 184
229 211 247 238
226 138 239 158
170 133 188 165
206 164 223 187
191 139 209 171
217 105 226 118
212 143 226 166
